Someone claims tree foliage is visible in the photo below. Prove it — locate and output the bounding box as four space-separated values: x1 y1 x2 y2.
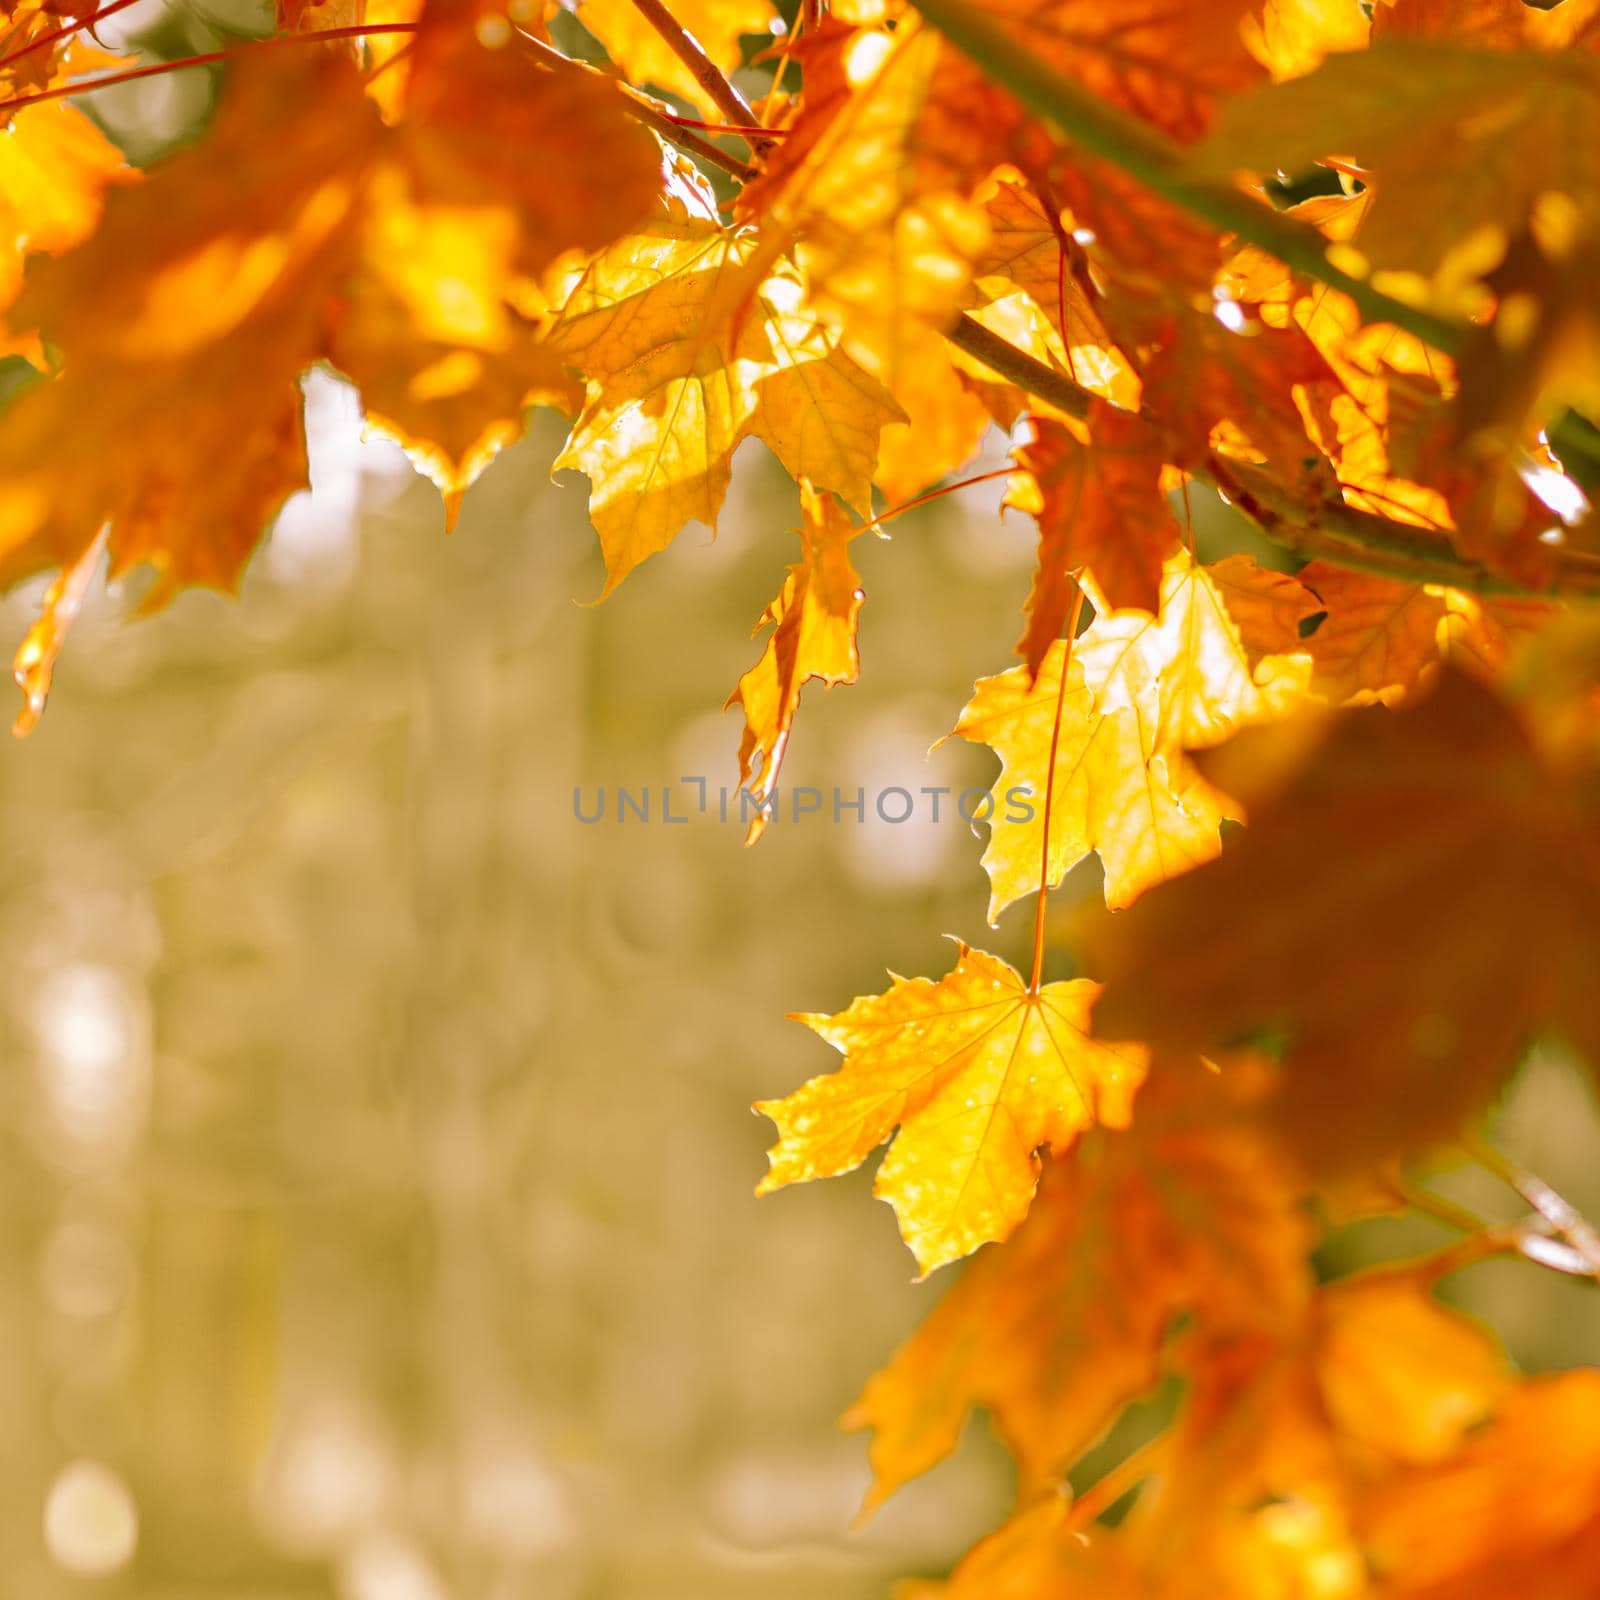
7 0 1600 1588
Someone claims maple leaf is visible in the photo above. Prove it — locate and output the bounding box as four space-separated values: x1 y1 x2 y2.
1110 293 1344 485
953 552 1311 915
550 215 904 591
1006 406 1183 661
943 1504 1147 1599
1248 0 1371 79
735 22 999 426
967 177 1138 408
1296 561 1559 705
1372 0 1600 51
1205 551 1322 655
1133 1267 1510 1596
576 0 773 119
1359 1370 1600 1599
967 0 1268 141
845 1055 1310 1503
1089 665 1600 1174
869 322 993 500
755 943 1148 1275
1049 154 1229 297
0 11 664 717
0 97 130 338
1192 40 1600 288
0 55 379 613
0 0 117 100
1165 1271 1510 1508
329 19 663 506
726 484 864 841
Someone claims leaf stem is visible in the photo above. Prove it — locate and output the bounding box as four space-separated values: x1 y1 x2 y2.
1029 579 1084 995
625 0 770 147
661 112 786 137
866 467 1014 532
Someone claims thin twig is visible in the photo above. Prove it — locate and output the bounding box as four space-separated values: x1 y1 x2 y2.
663 112 785 137
864 467 1014 533
626 0 770 148
1389 1177 1489 1237
1466 1133 1600 1275
516 27 755 182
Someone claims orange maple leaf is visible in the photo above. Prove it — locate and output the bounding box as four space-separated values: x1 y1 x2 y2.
726 484 865 841
0 16 663 724
846 1055 1311 1504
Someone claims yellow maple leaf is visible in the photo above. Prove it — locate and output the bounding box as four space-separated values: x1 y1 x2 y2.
954 654 1229 916
755 943 1147 1275
1077 552 1315 751
330 23 662 507
737 22 995 428
727 484 864 842
869 321 992 501
1248 0 1371 80
551 215 904 591
953 553 1311 915
967 177 1139 411
577 0 774 119
0 98 130 341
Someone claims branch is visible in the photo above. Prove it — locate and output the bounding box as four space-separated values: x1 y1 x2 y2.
944 312 1600 596
626 0 771 148
1393 1177 1599 1280
908 0 1461 354
1467 1134 1600 1277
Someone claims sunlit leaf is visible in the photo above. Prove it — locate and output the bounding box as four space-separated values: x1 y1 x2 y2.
757 943 1147 1274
